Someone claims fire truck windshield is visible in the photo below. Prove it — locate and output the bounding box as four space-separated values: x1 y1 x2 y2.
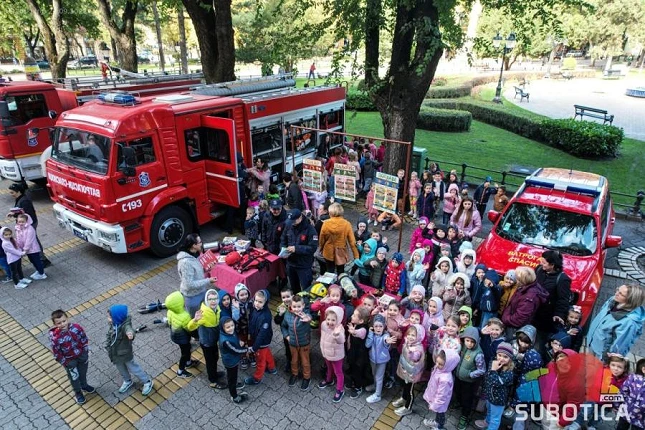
51 127 111 175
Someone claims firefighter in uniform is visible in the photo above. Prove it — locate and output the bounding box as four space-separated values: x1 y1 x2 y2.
281 209 318 294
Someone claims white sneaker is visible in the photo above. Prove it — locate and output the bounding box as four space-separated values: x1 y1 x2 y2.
423 418 438 428
30 271 40 279
394 406 412 416
14 281 29 289
392 397 405 407
142 380 153 396
118 380 134 393
20 278 32 284
373 220 378 226
366 393 381 403
31 273 47 280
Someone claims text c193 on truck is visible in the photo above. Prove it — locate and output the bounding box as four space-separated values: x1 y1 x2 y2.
46 76 346 257
0 72 204 184
476 168 622 327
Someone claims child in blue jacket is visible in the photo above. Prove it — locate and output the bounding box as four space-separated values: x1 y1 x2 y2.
365 314 391 403
219 318 249 403
245 289 277 385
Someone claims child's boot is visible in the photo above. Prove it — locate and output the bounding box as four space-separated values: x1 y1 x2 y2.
457 416 468 430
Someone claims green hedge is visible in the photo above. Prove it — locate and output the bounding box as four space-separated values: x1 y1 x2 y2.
423 99 623 158
426 85 472 99
417 107 472 132
540 119 623 157
346 89 376 111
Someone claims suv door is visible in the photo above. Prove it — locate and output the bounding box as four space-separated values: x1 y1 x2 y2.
201 116 240 208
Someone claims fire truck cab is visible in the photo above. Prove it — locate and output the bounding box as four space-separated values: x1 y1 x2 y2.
47 77 345 256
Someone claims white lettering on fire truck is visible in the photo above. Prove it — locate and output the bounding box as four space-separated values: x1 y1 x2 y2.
47 173 101 198
122 199 142 212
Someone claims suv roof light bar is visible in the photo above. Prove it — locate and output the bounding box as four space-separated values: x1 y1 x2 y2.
524 177 603 198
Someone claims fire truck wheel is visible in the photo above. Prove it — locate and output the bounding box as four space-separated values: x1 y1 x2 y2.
150 206 194 257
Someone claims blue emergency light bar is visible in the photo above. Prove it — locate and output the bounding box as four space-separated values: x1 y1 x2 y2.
98 92 137 105
524 177 603 197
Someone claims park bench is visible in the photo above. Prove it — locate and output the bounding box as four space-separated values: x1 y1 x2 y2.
574 105 614 125
603 69 623 79
560 71 573 80
513 86 530 102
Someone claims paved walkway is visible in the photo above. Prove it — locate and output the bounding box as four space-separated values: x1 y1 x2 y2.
504 75 645 140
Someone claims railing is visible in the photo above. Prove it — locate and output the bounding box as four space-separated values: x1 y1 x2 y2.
424 157 644 219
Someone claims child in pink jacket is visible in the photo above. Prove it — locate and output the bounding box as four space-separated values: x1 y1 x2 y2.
409 217 429 253
15 213 46 280
422 348 460 428
408 172 422 218
318 306 346 402
365 183 379 225
1 226 30 288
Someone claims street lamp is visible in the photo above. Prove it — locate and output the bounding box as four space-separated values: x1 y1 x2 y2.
492 32 516 104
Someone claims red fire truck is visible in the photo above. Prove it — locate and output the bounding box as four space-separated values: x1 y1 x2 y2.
0 72 204 183
46 76 346 256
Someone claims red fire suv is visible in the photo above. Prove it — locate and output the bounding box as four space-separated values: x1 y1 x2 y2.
476 168 622 327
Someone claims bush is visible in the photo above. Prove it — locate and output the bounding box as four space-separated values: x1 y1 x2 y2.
426 85 472 99
562 58 577 70
432 77 448 87
423 99 623 158
417 107 472 132
540 119 623 157
346 89 376 111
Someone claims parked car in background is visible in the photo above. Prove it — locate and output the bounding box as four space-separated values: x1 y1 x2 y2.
138 56 151 64
68 55 98 69
477 168 622 327
36 60 50 70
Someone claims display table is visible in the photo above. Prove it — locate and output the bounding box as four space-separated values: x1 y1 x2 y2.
199 249 285 295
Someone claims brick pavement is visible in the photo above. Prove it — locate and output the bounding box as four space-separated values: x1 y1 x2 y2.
0 182 642 429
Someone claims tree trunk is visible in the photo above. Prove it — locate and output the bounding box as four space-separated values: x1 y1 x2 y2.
364 0 382 87
24 0 69 79
111 37 118 63
152 1 165 72
177 6 188 74
23 28 40 58
97 0 138 72
182 0 235 83
368 0 443 175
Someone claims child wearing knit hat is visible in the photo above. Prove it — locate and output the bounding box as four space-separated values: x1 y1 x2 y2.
475 342 515 430
383 252 406 297
365 314 391 403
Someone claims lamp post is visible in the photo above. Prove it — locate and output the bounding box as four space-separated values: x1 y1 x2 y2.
492 32 516 104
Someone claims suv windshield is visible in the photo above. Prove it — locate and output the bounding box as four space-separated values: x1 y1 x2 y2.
495 202 597 256
51 127 110 175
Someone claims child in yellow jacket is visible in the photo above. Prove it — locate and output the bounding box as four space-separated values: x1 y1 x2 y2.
187 288 227 389
165 291 197 378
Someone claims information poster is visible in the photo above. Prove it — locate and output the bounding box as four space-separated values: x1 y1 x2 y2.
373 171 399 214
333 163 357 202
302 159 324 193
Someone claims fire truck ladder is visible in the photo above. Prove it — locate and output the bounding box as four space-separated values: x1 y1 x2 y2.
59 67 204 93
190 74 297 97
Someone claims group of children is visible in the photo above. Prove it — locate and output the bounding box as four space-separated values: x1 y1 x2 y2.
1 211 47 289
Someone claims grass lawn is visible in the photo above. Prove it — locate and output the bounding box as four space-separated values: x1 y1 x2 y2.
345 110 645 207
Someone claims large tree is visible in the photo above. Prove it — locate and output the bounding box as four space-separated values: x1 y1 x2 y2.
22 0 69 79
182 0 235 83
332 0 582 173
97 0 139 72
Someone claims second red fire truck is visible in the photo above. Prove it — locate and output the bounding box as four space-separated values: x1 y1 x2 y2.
46 76 346 256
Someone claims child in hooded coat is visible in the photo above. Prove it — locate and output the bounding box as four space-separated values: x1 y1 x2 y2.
401 285 427 317
454 327 486 429
165 291 197 377
14 213 46 279
455 248 476 279
409 217 430 253
405 249 426 296
479 269 501 328
218 290 234 320
366 314 391 403
232 283 253 368
422 348 461 429
346 306 373 397
319 306 346 402
382 253 407 297
470 264 487 325
620 358 645 430
187 289 226 389
424 297 445 354
353 238 378 285
393 324 427 416
105 304 153 395
430 256 454 298
218 317 249 403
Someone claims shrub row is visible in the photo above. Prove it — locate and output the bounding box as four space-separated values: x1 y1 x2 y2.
346 89 376 111
541 119 623 157
417 107 472 132
426 85 472 99
423 99 623 158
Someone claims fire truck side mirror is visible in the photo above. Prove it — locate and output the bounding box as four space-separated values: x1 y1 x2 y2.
120 146 137 177
48 110 58 120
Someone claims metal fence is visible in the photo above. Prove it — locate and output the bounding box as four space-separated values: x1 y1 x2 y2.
424 157 644 218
